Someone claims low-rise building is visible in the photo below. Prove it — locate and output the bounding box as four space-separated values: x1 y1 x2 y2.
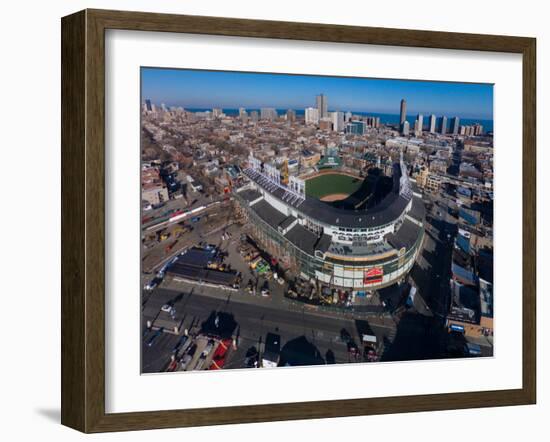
425 174 443 193
301 149 321 167
142 183 169 205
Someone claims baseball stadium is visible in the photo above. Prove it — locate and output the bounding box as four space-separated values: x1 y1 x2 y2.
234 152 425 291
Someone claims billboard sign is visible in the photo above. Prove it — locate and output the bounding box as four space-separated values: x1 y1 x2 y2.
364 267 383 285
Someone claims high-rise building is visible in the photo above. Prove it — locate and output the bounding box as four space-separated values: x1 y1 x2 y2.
250 110 259 122
239 107 248 123
213 108 223 118
400 99 407 125
414 120 421 136
331 111 345 132
440 116 448 135
316 94 328 118
402 120 410 136
415 114 424 136
345 121 366 135
451 117 460 135
345 111 352 122
305 107 320 125
161 103 168 112
260 108 277 121
429 114 436 133
286 109 296 122
473 123 484 135
145 99 153 112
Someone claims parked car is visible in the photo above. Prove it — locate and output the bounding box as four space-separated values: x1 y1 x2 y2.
145 328 164 347
179 354 193 370
201 339 216 358
144 276 162 291
160 304 176 315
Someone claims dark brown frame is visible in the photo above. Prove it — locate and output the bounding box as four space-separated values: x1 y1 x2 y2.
61 8 536 433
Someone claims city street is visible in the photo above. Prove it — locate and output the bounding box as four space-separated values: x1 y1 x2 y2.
142 287 396 372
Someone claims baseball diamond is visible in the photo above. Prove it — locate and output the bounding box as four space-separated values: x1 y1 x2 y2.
235 152 425 290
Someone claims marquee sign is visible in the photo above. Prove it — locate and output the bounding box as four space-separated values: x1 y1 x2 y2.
364 267 384 285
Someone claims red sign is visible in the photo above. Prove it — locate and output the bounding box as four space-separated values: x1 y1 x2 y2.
364 267 383 285
365 267 383 277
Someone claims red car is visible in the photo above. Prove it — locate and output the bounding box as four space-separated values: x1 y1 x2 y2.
208 339 232 370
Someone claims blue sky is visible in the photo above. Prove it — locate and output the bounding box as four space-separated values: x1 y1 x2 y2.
141 67 493 120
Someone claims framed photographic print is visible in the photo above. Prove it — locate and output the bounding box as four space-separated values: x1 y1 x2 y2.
61 9 536 433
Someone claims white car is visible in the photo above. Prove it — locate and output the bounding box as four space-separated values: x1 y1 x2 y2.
161 304 173 313
201 340 215 358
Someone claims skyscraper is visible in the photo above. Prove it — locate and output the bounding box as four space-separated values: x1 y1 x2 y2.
440 116 448 135
473 123 484 135
260 108 277 121
239 107 248 123
402 120 410 136
286 109 296 122
145 99 153 112
400 99 407 125
429 114 436 133
331 111 345 132
305 107 320 125
451 117 460 135
415 114 424 136
316 94 328 119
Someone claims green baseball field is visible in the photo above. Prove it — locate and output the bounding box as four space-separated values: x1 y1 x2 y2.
305 173 362 200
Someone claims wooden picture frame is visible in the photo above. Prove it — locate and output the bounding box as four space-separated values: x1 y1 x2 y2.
61 8 536 433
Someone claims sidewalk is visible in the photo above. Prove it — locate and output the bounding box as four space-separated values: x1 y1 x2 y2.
161 277 395 327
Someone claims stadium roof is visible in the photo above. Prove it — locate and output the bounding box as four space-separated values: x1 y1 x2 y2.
285 224 320 256
279 215 297 231
386 218 422 251
238 188 262 203
253 200 289 229
246 167 413 229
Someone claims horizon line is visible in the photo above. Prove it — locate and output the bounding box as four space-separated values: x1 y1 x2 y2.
143 101 493 121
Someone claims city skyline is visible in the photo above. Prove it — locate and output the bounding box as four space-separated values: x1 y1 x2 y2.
141 67 494 120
